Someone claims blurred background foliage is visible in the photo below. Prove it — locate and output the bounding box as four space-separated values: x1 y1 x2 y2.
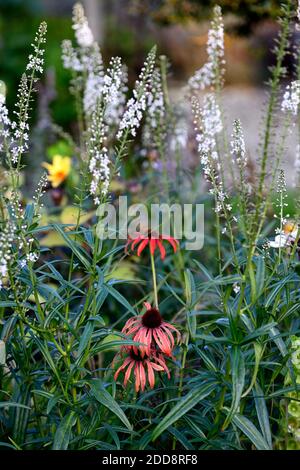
0 0 288 129
0 0 295 190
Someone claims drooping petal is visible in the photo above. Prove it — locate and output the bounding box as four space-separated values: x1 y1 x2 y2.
161 324 175 349
157 240 166 260
154 355 170 378
149 238 157 256
143 302 152 310
114 357 131 381
140 327 151 356
131 236 144 251
150 362 164 372
153 328 172 356
124 321 142 336
137 238 149 257
162 236 179 253
146 361 155 389
124 360 135 386
139 362 146 391
122 317 140 331
134 362 140 392
163 321 181 343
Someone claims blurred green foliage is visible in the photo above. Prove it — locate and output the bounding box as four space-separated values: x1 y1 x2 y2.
136 0 282 32
0 0 76 127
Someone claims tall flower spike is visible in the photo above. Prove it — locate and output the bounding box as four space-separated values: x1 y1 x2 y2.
192 94 223 174
83 43 104 115
10 22 47 167
142 67 165 149
101 57 128 126
121 302 181 357
192 95 231 216
188 5 225 92
230 119 246 167
117 46 156 140
72 2 94 48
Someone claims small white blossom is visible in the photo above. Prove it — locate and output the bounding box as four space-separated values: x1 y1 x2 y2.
269 234 290 248
281 80 300 115
233 283 240 294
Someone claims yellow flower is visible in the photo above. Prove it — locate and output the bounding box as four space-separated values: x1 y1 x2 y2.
283 220 298 239
42 155 71 188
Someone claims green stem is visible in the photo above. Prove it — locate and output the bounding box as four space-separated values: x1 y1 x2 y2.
150 250 159 308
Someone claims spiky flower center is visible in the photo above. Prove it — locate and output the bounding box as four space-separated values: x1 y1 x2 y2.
142 308 162 328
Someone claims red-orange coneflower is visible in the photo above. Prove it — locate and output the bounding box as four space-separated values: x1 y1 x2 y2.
113 347 170 392
126 232 179 260
122 302 181 357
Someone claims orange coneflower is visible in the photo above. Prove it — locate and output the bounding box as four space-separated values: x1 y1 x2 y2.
122 302 181 357
114 347 170 392
126 232 179 260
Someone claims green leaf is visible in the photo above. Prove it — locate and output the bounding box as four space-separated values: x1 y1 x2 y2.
241 322 277 344
53 224 91 270
0 402 31 410
75 320 95 366
184 269 196 306
106 285 137 316
253 383 272 448
0 340 5 365
265 275 294 308
223 347 245 429
151 381 217 441
90 382 132 431
231 413 271 450
255 256 265 298
52 411 76 450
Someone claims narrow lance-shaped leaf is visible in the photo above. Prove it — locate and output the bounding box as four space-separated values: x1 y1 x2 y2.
152 381 217 441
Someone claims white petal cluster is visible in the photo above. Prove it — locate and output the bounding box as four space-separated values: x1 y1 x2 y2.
188 6 225 91
193 95 230 215
194 94 222 170
84 56 127 127
0 23 46 166
61 40 82 72
83 45 105 114
170 116 189 152
88 109 110 205
230 119 246 167
89 147 110 203
26 23 46 74
281 80 300 115
142 68 166 148
0 94 11 152
62 4 128 129
0 222 16 289
117 47 156 140
72 2 94 48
